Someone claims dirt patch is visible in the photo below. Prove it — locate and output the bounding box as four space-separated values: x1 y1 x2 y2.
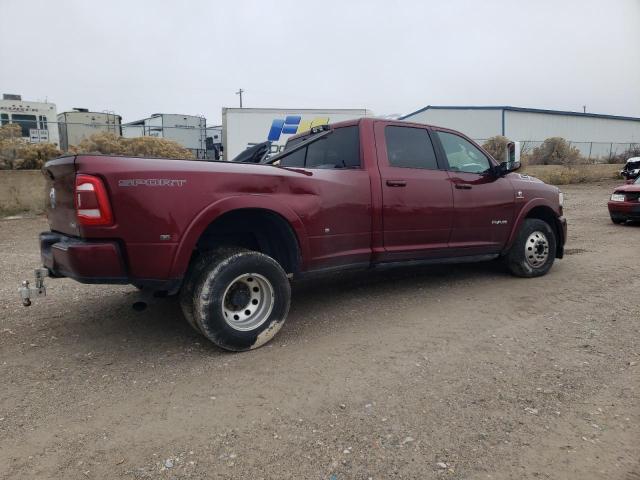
0 180 638 479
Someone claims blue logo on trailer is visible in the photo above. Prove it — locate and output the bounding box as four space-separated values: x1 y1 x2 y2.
267 116 301 141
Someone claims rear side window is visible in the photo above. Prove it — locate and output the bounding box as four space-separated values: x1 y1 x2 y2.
279 146 305 167
384 126 438 170
280 126 360 169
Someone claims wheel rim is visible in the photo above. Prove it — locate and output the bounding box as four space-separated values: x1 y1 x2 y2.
524 230 550 268
221 273 274 331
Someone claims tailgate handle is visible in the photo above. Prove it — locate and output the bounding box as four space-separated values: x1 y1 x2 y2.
455 183 473 190
386 180 407 187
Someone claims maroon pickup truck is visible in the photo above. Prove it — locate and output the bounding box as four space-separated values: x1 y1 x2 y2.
22 118 566 351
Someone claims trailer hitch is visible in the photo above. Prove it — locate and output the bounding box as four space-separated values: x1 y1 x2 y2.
19 268 49 306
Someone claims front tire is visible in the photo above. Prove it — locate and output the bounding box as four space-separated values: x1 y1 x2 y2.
192 248 291 351
506 218 557 278
610 216 626 224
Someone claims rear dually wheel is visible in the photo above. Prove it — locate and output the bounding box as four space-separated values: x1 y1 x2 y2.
190 248 291 351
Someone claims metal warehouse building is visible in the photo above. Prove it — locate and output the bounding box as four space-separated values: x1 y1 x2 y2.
401 106 640 159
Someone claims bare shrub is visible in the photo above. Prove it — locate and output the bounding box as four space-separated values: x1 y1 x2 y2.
0 124 61 170
70 132 194 159
482 136 510 162
529 137 584 166
606 144 640 164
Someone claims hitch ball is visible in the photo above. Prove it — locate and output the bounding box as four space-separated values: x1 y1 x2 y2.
21 281 32 307
18 269 49 307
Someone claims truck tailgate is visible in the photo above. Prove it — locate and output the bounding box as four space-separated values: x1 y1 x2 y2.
43 156 80 237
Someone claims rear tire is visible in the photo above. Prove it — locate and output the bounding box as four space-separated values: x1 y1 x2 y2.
192 248 291 351
506 218 557 278
179 251 231 335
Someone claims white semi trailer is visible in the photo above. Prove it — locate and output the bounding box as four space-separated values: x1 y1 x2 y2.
221 107 372 160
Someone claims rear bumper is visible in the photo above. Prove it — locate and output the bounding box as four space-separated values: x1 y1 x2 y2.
40 232 128 283
40 232 182 292
608 202 640 220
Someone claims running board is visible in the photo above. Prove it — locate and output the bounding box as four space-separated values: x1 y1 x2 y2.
373 254 500 271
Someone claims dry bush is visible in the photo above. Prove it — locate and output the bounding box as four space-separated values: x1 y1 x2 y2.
529 137 584 166
0 123 22 141
606 144 640 164
0 124 61 170
70 132 194 159
482 136 510 162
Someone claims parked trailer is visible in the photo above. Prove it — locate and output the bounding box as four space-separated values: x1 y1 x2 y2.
222 107 371 160
122 113 207 159
57 109 122 151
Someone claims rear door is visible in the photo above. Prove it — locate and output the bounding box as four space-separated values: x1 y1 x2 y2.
374 122 454 260
433 130 515 253
279 125 373 270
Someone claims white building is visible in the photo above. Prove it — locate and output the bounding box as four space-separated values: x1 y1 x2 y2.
0 94 59 146
122 113 207 159
401 105 640 158
57 109 122 151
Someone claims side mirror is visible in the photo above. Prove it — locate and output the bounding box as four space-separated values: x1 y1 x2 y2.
495 142 521 176
505 141 521 172
496 142 521 177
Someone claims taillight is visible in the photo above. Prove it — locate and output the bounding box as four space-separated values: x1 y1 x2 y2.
75 174 113 226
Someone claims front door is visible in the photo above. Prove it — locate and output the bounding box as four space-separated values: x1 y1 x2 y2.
375 122 454 260
433 130 515 253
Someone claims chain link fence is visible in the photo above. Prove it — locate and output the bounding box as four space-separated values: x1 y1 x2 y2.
475 138 638 164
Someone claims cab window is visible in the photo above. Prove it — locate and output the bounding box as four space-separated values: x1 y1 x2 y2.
280 126 360 169
437 131 491 174
384 126 438 170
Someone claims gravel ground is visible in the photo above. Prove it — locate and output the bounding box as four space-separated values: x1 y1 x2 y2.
0 180 638 480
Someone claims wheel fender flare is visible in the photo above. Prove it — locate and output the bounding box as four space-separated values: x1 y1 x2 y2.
504 198 560 253
170 195 309 278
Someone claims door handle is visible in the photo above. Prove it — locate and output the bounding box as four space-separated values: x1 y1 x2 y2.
454 183 473 190
386 180 407 187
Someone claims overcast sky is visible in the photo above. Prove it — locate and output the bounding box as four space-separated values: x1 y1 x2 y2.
1 0 639 124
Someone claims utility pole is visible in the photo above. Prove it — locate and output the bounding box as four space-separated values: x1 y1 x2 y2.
236 88 244 108
583 105 586 113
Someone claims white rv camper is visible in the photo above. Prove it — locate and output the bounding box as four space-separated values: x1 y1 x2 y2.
0 94 59 146
122 113 207 158
57 109 122 151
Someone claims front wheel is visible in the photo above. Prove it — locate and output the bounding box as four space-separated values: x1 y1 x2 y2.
192 248 291 351
505 218 557 278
